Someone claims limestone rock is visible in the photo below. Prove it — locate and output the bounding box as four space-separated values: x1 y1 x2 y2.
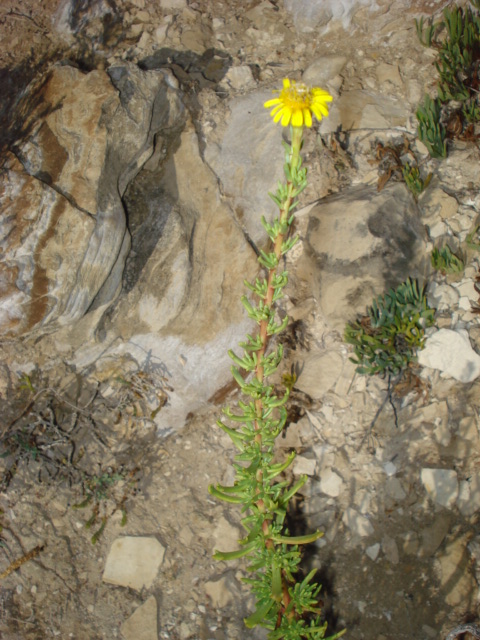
212 516 242 554
383 461 397 476
366 543 380 561
320 90 410 132
418 328 480 383
302 56 348 87
298 184 427 331
401 532 420 556
284 0 374 33
385 477 406 501
1 63 185 336
435 535 477 607
376 63 403 89
421 468 458 509
292 455 317 476
103 536 165 590
295 351 344 400
319 468 344 497
54 0 122 45
205 576 233 608
419 514 452 558
427 282 460 311
421 187 459 220
457 474 480 517
204 90 284 244
73 118 259 433
220 65 255 91
0 153 95 335
342 507 374 537
381 535 399 564
160 0 187 9
456 416 479 442
120 596 158 640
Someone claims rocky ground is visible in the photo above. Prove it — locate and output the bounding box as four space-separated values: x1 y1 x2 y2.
1 0 480 639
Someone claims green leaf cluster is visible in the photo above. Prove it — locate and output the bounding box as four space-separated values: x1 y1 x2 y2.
268 139 308 211
431 244 465 274
402 162 432 200
416 95 447 159
344 278 436 376
415 2 480 157
466 224 480 251
435 5 480 103
210 282 332 635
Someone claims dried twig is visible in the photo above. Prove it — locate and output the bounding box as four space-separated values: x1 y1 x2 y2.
0 544 45 580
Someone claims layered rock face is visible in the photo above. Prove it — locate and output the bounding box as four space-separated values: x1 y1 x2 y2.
0 62 185 336
0 54 265 431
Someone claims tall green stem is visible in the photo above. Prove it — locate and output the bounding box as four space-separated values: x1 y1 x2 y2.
253 125 304 605
209 117 344 639
256 125 303 386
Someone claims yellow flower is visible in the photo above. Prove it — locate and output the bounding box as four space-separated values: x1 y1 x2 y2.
264 78 333 127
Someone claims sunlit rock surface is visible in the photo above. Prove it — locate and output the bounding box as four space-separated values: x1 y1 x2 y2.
0 63 185 335
296 183 428 331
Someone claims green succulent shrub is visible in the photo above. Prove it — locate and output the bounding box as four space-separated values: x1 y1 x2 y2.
344 278 436 377
466 224 480 251
431 244 465 274
416 2 480 157
402 162 432 199
416 95 447 159
435 4 480 103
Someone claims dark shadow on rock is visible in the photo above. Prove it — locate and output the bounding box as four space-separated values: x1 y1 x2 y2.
117 79 186 296
286 496 343 635
138 47 232 91
367 188 427 291
122 182 177 295
0 59 60 165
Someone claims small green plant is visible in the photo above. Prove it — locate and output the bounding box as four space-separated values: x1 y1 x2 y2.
435 5 480 103
466 224 480 251
72 467 139 544
18 373 35 393
209 79 344 639
344 278 436 377
462 98 480 123
402 162 432 199
416 95 448 158
415 15 436 48
416 2 480 157
431 244 465 274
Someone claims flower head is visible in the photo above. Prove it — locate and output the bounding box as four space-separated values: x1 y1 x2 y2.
264 78 333 127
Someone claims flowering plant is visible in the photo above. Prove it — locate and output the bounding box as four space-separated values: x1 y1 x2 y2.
208 80 344 639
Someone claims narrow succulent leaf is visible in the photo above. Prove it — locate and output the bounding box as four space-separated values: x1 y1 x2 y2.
267 314 289 336
213 541 257 562
271 531 324 545
280 475 308 504
271 562 283 600
244 598 276 628
265 451 296 480
217 420 250 449
208 485 245 504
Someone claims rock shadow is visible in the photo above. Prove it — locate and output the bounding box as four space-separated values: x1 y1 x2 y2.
286 496 343 635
